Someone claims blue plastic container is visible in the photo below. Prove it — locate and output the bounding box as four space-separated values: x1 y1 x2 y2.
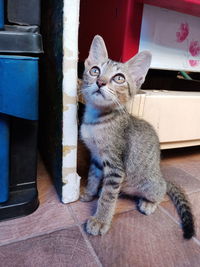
0 114 9 203
0 55 39 204
0 0 4 29
0 55 39 120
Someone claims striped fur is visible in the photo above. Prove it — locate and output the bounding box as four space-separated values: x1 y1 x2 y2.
167 181 195 239
80 35 195 239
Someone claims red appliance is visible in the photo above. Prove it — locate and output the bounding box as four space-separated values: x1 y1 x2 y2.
79 0 200 62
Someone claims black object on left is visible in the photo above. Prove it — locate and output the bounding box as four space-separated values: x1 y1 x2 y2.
0 0 43 221
0 31 43 54
7 0 41 26
0 117 39 221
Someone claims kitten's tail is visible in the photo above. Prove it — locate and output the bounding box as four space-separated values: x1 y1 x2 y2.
167 181 195 239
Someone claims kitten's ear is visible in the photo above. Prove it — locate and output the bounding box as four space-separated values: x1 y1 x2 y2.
126 51 152 89
85 35 108 66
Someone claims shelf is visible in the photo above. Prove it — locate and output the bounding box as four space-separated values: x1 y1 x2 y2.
142 0 200 18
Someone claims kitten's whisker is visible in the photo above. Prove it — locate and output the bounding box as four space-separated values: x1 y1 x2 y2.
103 89 127 115
106 93 127 114
105 88 115 95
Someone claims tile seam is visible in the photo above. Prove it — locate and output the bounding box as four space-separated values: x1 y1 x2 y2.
162 164 200 184
159 205 200 247
68 205 103 267
0 224 79 247
158 205 179 225
78 224 103 267
193 237 200 247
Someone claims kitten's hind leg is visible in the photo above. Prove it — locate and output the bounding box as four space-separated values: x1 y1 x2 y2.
80 158 103 202
137 178 166 215
137 198 158 215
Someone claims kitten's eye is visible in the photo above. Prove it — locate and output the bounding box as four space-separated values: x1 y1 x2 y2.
113 74 125 84
89 67 100 77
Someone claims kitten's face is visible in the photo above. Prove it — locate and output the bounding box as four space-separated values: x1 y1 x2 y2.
83 59 133 109
82 35 152 110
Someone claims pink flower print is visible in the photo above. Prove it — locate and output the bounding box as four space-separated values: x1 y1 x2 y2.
189 60 199 67
176 23 189 43
189 41 200 57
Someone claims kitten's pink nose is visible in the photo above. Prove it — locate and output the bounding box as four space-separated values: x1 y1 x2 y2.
96 78 107 88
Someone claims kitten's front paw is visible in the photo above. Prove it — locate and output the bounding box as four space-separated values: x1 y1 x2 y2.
86 216 111 236
79 192 94 202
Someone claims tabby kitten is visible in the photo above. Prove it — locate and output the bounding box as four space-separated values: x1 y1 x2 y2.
80 35 195 239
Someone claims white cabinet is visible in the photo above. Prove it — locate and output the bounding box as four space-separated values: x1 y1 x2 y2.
128 90 200 149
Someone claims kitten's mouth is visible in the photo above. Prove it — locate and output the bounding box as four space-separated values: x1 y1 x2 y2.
93 88 105 98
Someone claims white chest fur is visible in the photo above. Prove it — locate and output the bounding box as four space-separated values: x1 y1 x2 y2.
80 123 102 158
81 123 94 140
81 106 108 151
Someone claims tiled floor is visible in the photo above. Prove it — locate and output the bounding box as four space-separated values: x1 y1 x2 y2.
0 147 200 267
